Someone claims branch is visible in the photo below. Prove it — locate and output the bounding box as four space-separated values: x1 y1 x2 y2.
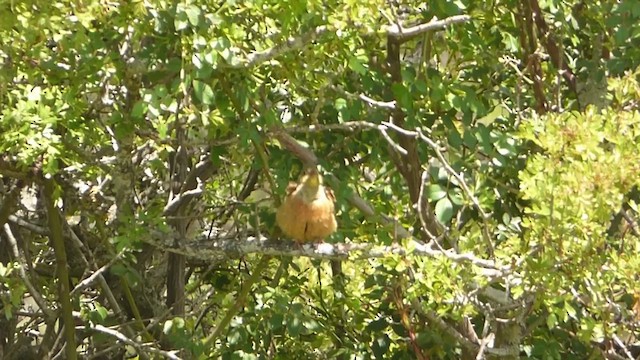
229 26 330 68
382 122 496 255
271 129 319 166
43 177 77 360
91 324 181 360
330 85 396 109
0 180 24 228
70 250 126 296
0 157 37 181
3 224 55 320
528 0 577 94
411 299 520 357
145 232 505 276
387 15 471 42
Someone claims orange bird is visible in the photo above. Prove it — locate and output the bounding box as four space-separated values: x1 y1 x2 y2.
276 167 337 243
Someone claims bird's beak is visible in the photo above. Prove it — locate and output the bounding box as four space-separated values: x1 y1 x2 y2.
302 167 321 187
306 172 320 186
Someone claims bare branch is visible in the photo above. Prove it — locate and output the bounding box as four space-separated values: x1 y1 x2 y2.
91 324 181 360
382 121 496 255
411 299 520 357
43 177 77 360
4 224 55 319
229 26 330 68
145 232 505 276
163 183 204 215
271 129 319 166
620 210 640 237
70 250 126 296
388 15 471 42
9 214 49 234
611 334 634 360
330 85 396 109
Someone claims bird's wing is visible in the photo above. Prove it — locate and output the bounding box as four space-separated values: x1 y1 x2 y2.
324 186 336 203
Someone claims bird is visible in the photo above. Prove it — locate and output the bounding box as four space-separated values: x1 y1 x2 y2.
276 167 337 244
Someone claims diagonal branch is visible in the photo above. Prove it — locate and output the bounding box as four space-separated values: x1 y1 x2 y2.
387 15 471 42
4 224 55 320
229 26 330 69
411 299 520 357
91 324 181 360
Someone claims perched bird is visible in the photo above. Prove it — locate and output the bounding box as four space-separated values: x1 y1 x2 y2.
276 167 337 243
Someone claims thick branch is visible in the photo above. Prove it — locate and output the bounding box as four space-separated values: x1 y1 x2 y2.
145 233 505 276
387 15 471 42
43 177 77 360
271 129 319 166
529 0 577 94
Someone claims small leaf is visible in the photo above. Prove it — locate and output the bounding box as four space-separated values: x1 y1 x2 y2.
427 184 446 201
435 197 453 224
193 80 215 105
366 318 389 332
131 100 145 119
185 5 201 26
287 315 302 336
334 98 347 110
163 319 173 334
564 302 577 320
95 304 108 321
391 83 411 109
174 8 189 31
348 56 366 75
449 189 465 206
546 312 558 329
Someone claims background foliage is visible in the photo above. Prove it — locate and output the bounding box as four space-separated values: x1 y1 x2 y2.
1 0 640 359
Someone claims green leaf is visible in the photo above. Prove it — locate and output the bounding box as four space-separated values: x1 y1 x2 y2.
449 189 464 206
174 7 189 31
372 334 390 358
185 5 201 27
391 83 411 109
366 318 389 332
334 98 347 110
95 304 108 321
435 197 453 224
193 80 215 105
546 312 558 329
131 100 145 119
286 315 302 337
348 56 367 75
564 302 577 320
427 184 447 201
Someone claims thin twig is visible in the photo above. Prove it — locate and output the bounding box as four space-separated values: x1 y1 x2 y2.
381 122 496 255
91 324 181 360
3 224 55 319
70 250 126 296
330 85 396 109
611 334 634 360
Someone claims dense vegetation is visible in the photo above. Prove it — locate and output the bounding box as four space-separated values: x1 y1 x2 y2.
1 1 639 359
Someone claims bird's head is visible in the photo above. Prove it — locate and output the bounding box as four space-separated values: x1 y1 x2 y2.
298 167 323 198
300 166 321 186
